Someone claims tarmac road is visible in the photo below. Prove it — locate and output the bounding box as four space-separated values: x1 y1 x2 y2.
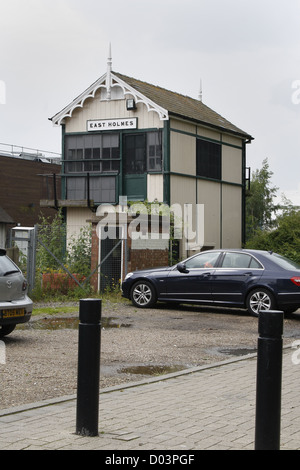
1 300 300 410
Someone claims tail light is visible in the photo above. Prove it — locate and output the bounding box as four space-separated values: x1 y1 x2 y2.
22 280 27 291
291 277 300 286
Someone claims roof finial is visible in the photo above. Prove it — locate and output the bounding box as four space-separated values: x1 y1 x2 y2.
106 43 112 100
198 78 203 102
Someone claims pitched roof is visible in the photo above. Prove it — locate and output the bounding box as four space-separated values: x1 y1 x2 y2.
50 70 253 140
113 72 253 140
0 207 14 224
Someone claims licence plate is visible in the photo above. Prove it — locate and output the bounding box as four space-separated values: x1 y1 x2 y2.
2 309 25 318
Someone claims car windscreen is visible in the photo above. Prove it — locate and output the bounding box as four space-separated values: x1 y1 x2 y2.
0 256 20 276
269 253 300 270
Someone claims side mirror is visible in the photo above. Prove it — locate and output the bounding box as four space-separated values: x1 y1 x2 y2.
177 262 188 273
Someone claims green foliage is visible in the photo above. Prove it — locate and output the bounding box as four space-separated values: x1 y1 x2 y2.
36 210 66 271
245 158 279 240
36 211 92 276
34 211 92 298
31 282 93 302
245 159 300 264
246 204 300 264
66 225 92 277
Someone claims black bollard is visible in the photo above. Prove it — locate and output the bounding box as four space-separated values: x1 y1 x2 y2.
255 310 284 450
76 298 102 437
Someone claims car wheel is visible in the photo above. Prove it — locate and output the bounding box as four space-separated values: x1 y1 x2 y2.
131 281 157 308
0 325 16 338
246 288 275 317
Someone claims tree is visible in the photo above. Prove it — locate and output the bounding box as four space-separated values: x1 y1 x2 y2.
246 202 300 264
245 158 279 241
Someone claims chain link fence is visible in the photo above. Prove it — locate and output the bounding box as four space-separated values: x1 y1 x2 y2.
9 222 124 295
9 217 179 296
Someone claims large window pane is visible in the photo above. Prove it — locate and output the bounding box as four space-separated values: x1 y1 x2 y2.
147 131 162 172
123 134 146 174
64 133 120 174
66 176 116 203
196 139 221 180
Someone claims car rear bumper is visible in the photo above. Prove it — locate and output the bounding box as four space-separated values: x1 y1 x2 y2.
276 292 300 313
0 296 33 325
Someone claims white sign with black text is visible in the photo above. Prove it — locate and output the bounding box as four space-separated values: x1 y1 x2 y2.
87 118 138 131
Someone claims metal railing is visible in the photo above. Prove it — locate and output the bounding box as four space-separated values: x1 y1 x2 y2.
0 142 61 164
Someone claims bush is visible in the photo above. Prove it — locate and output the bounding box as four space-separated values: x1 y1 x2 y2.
246 208 300 264
35 211 92 297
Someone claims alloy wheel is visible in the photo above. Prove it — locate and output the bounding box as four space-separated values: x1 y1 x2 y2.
248 289 273 316
132 282 154 307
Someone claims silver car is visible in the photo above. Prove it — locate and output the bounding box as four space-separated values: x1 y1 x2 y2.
0 249 33 337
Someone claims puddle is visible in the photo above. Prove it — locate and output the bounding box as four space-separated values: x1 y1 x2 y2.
206 346 257 357
19 317 132 330
218 347 257 356
119 365 185 376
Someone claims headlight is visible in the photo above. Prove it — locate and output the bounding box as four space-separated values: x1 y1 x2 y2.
124 272 133 280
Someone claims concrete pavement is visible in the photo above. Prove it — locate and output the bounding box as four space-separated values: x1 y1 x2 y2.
0 347 299 451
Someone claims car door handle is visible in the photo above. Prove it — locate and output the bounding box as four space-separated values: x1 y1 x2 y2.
244 272 253 276
201 272 211 278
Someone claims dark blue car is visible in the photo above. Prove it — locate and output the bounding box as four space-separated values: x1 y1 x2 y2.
122 249 300 316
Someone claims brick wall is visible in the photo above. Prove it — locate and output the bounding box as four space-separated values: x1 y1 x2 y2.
0 155 61 226
129 247 169 272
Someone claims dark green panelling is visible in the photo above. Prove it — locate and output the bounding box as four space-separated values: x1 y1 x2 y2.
163 120 170 205
117 133 123 199
220 182 223 248
123 174 147 201
61 124 66 199
242 141 246 245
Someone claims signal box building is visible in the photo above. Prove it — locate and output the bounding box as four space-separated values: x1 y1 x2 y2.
47 53 253 289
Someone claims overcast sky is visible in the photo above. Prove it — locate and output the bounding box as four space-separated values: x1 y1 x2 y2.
1 0 300 204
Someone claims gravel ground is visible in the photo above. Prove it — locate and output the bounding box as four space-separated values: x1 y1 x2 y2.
1 300 300 410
